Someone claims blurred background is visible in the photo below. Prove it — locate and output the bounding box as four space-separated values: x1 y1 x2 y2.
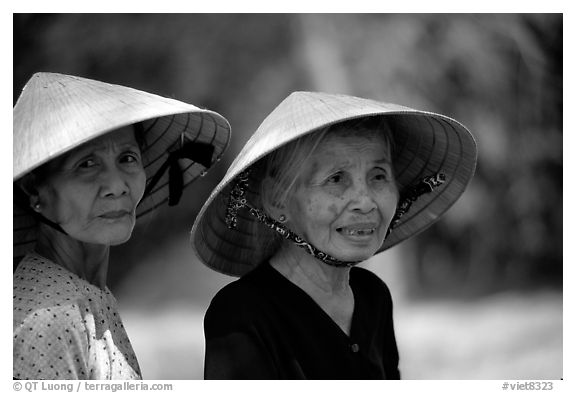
13 13 562 379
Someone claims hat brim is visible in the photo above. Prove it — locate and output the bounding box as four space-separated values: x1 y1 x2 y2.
191 92 476 277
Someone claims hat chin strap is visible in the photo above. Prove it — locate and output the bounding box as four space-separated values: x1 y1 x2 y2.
226 170 447 269
225 170 361 268
141 141 215 208
237 200 361 268
13 184 68 236
34 214 68 235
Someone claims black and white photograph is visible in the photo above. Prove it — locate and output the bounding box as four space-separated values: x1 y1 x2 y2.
11 12 565 387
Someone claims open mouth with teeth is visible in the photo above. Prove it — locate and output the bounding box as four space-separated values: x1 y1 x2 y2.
336 227 377 236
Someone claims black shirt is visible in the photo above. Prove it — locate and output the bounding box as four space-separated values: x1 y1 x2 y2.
204 261 400 379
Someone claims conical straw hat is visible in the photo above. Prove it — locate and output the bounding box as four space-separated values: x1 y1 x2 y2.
191 91 476 277
14 72 231 261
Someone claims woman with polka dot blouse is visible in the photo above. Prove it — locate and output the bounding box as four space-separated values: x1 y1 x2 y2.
13 73 230 379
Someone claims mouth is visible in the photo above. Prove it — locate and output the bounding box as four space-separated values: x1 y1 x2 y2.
99 210 131 219
336 223 378 237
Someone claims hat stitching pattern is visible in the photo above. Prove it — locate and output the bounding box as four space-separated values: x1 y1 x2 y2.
395 116 460 226
141 116 181 168
138 113 223 200
201 210 260 265
398 115 438 188
386 172 447 237
392 115 449 226
392 116 425 181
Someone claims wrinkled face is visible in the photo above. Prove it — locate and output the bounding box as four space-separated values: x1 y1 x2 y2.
36 126 146 246
286 133 399 262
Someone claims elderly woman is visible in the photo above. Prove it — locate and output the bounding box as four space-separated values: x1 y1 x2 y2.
191 92 476 379
13 72 230 379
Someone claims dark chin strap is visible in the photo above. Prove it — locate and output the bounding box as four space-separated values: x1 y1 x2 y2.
225 169 446 268
13 184 68 235
142 142 215 207
225 170 361 268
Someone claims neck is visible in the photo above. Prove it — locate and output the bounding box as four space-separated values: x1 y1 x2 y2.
270 243 355 335
34 223 110 289
270 243 351 295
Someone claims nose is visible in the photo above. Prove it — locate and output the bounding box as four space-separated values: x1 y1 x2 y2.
348 180 377 214
99 165 130 198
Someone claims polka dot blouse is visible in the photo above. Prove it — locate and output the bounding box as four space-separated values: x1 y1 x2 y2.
13 253 142 380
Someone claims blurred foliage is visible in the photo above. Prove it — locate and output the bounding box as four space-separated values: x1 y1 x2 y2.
13 14 562 297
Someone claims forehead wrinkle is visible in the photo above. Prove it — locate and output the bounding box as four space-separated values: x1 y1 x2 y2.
325 134 388 153
74 134 138 156
296 134 393 186
375 157 392 166
315 149 391 172
321 157 391 176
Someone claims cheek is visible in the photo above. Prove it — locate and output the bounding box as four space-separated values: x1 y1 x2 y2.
130 170 147 203
304 196 318 215
327 203 339 216
301 196 342 227
42 187 92 226
377 193 399 218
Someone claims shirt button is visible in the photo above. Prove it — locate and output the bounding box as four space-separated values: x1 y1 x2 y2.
351 343 360 353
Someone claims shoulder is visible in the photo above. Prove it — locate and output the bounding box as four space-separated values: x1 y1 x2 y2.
207 275 262 314
13 255 98 335
205 265 271 334
14 254 85 296
209 262 273 307
15 256 86 317
351 266 390 290
350 266 393 304
14 298 88 342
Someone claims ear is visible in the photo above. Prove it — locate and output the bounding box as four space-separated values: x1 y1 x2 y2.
260 177 288 222
16 174 40 210
28 194 40 210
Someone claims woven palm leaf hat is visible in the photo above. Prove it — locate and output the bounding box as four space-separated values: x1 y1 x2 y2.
191 91 476 277
14 72 231 262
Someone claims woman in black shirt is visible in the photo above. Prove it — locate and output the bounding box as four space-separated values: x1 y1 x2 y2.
204 261 399 379
192 92 477 379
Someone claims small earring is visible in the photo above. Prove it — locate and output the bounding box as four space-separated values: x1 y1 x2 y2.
33 203 41 211
278 214 286 223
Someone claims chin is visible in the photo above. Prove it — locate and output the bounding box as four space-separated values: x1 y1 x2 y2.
107 235 133 246
344 253 376 262
91 224 135 245
333 244 380 262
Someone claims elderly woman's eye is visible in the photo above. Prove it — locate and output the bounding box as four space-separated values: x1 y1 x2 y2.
121 152 140 164
327 173 343 184
373 169 390 182
78 158 97 169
